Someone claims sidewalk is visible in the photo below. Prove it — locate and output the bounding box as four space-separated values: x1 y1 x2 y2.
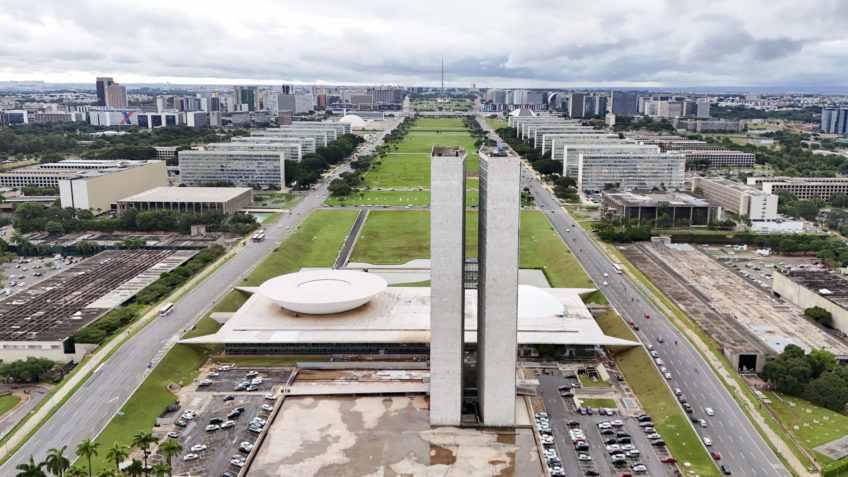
597 240 817 477
0 238 248 457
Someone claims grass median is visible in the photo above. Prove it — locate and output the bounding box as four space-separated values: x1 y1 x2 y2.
595 310 719 476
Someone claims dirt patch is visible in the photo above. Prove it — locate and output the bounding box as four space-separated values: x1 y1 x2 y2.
429 445 457 465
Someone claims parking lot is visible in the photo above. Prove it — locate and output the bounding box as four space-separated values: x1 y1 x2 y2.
536 368 678 476
0 254 82 297
162 367 292 476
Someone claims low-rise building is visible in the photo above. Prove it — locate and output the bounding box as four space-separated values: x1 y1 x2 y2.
58 160 168 212
773 270 848 336
601 190 718 226
692 176 778 221
748 177 848 202
117 186 253 215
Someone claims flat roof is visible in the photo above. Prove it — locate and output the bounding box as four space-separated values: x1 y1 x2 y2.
605 190 712 207
783 270 848 310
180 285 639 347
119 186 252 203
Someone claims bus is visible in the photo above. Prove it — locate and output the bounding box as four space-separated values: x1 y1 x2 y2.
160 303 174 316
612 264 623 274
252 230 266 242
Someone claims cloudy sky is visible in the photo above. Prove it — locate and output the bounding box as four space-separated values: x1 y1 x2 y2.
1 0 846 88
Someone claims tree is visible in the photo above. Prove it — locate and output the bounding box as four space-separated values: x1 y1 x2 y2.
131 431 158 476
804 372 848 411
809 348 838 378
44 446 70 477
157 439 182 470
45 221 64 235
75 439 99 477
104 443 129 475
74 240 101 257
0 357 57 382
96 471 115 477
124 460 144 477
150 462 171 477
805 306 833 328
64 467 87 477
15 456 47 477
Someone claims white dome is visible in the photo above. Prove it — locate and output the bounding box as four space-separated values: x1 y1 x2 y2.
517 285 565 318
339 115 367 127
259 270 387 314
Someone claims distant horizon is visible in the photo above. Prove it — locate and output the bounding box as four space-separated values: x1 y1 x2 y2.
3 80 848 96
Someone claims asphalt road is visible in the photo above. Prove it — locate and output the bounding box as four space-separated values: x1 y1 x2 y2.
520 170 790 477
0 119 401 473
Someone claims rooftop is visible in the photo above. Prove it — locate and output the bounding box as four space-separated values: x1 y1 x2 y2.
604 190 712 207
431 146 466 157
478 145 516 157
783 270 848 311
0 159 159 178
119 186 253 203
180 284 638 347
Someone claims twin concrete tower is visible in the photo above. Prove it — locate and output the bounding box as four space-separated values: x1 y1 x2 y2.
430 145 520 427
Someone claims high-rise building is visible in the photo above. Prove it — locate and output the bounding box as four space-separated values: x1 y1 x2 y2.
429 146 467 426
568 93 586 118
476 147 520 427
95 77 114 106
696 102 711 118
611 90 637 115
281 84 294 95
821 108 848 134
233 86 260 111
105 84 128 109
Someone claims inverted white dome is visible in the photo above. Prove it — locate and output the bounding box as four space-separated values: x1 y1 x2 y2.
517 285 565 318
259 270 387 314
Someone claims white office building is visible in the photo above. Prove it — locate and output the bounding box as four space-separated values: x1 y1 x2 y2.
179 150 286 189
563 143 660 177
578 153 685 192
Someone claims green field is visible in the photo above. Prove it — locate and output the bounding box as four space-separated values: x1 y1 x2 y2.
580 398 616 409
362 154 479 189
350 210 479 264
243 209 358 286
764 391 848 463
519 211 595 289
414 118 466 129
324 190 479 207
0 394 21 416
411 101 473 112
391 133 479 154
579 375 611 388
595 310 719 476
485 117 508 130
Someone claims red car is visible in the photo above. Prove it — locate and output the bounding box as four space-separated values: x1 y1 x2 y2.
643 313 650 319
712 451 721 460
661 456 677 463
627 320 635 325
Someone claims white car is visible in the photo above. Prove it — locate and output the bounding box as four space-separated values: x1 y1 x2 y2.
264 393 277 400
183 453 199 461
205 424 220 432
190 444 207 452
705 407 714 416
540 435 554 445
251 377 263 385
261 404 274 412
703 437 712 446
208 372 220 377
602 281 608 286
611 420 623 427
239 441 254 452
699 419 708 428
627 449 641 457
578 453 592 461
231 459 245 467
664 372 672 380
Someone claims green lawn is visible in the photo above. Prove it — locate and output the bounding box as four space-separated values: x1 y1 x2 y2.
390 280 431 287
595 310 719 476
580 398 616 409
243 209 358 286
252 192 296 209
86 343 212 472
0 394 21 416
485 117 508 130
325 190 479 207
519 211 595 289
414 118 466 128
350 210 479 264
764 391 848 463
391 132 479 154
579 375 611 387
363 154 430 188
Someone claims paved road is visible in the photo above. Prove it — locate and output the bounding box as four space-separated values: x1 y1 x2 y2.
0 119 401 472
520 169 790 477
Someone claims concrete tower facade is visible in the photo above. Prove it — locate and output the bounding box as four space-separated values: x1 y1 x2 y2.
477 147 520 426
429 146 467 426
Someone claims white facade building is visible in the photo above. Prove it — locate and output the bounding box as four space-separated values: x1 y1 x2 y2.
578 153 685 192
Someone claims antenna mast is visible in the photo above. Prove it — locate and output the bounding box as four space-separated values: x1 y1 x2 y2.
441 54 444 99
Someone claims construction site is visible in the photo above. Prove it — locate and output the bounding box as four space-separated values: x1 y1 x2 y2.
619 240 848 373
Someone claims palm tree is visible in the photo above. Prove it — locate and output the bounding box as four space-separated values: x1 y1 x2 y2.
64 466 87 477
156 439 181 471
150 462 170 477
44 446 70 477
104 443 129 475
124 460 144 477
130 431 157 476
96 471 115 477
15 455 47 477
75 439 99 477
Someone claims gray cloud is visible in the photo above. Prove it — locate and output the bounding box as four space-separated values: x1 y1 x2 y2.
0 0 844 87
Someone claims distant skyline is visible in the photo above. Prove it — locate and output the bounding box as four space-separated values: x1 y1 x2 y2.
1 0 846 89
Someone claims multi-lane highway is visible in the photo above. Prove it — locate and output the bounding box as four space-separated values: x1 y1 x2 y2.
520 168 790 477
0 119 400 473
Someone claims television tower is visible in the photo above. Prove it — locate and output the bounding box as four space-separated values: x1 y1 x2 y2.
441 54 445 99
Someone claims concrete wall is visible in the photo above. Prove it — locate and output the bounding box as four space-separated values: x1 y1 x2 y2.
477 150 520 427
429 148 466 426
773 273 848 335
0 340 89 363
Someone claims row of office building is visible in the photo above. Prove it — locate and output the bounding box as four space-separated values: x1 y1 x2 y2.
178 121 351 189
508 114 685 192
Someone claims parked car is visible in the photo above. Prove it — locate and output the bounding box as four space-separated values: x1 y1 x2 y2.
183 453 199 461
205 424 220 432
190 444 207 452
661 456 677 464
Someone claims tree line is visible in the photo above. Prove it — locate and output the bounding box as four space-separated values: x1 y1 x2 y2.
284 133 365 189
16 431 178 477
760 345 848 411
495 127 580 200
11 202 258 237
